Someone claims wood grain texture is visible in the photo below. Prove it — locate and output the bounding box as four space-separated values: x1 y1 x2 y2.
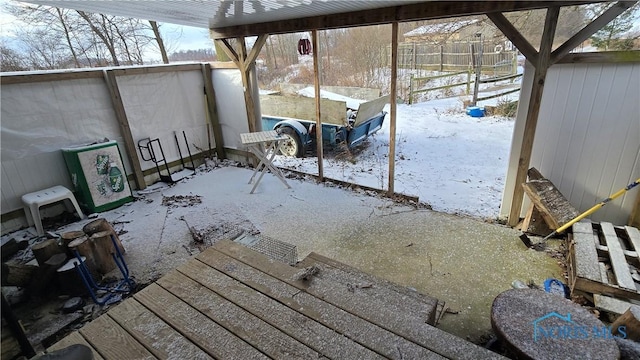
134 283 268 360
108 298 212 360
601 222 636 290
207 240 502 359
79 314 155 360
47 331 104 360
176 259 388 360
157 270 320 360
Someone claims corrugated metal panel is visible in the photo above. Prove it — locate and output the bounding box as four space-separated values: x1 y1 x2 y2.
503 61 640 224
26 0 421 29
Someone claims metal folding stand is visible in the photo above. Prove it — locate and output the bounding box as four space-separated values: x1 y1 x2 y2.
73 234 135 306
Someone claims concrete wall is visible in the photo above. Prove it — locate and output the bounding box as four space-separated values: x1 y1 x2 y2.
501 61 640 225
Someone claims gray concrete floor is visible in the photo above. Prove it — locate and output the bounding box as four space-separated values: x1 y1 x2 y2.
54 164 562 343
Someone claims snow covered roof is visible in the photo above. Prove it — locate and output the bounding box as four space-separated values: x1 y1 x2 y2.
404 19 480 37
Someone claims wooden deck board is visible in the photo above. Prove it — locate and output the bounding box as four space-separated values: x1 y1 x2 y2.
134 283 268 360
78 314 155 360
157 270 321 359
177 258 390 360
209 240 502 360
601 222 636 290
297 252 439 324
107 298 212 360
49 240 505 360
46 331 104 360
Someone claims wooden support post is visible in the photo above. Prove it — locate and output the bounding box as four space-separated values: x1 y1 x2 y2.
312 29 324 181
103 69 146 190
201 63 225 159
439 45 444 72
507 6 559 227
388 22 398 195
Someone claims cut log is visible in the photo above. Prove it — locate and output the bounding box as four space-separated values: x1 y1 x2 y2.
522 167 579 230
90 231 117 274
83 218 125 254
612 306 640 341
1 263 38 287
61 231 86 256
56 256 90 296
30 253 67 296
1 239 29 261
31 239 64 267
67 236 96 273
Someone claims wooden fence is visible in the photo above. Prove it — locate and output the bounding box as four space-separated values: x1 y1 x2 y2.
408 70 522 104
392 41 517 74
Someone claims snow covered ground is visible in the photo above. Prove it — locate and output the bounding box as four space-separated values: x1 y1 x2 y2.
271 90 519 219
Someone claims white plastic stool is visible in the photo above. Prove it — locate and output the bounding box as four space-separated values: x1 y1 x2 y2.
22 185 86 236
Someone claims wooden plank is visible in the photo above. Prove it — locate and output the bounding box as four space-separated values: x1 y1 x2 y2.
134 283 268 360
630 190 640 227
157 271 320 359
522 180 580 229
599 263 609 284
551 1 636 64
259 95 347 125
571 222 603 282
209 1 593 39
78 314 155 360
103 69 146 190
388 21 398 194
110 63 202 76
209 61 238 69
312 29 324 182
601 222 636 290
573 276 640 301
107 298 212 359
298 252 438 324
47 331 103 360
174 260 395 359
594 294 636 315
507 6 560 227
202 63 226 159
0 70 103 85
353 95 390 127
486 12 538 64
208 241 504 359
626 226 640 262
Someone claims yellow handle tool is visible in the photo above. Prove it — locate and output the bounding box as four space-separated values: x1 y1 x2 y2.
543 178 640 241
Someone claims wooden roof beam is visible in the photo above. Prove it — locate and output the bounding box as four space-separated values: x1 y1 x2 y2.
551 1 637 64
487 12 538 64
209 1 597 39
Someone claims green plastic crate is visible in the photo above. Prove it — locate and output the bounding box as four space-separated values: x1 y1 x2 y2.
62 140 133 213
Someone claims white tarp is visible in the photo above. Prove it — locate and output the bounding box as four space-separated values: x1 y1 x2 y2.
212 69 249 149
117 71 208 171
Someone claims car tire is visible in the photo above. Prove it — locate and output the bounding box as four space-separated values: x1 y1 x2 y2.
278 127 304 158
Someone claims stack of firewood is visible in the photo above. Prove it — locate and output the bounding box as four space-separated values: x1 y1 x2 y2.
1 218 125 296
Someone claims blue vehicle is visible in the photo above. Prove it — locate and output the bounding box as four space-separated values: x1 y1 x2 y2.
261 95 389 157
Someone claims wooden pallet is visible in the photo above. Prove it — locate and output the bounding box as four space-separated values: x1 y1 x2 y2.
568 221 640 309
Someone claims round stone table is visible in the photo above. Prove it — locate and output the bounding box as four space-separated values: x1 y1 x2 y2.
491 289 620 360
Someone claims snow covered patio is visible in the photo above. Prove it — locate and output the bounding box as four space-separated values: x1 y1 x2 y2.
32 163 561 343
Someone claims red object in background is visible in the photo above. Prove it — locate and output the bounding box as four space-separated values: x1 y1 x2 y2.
298 39 311 55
